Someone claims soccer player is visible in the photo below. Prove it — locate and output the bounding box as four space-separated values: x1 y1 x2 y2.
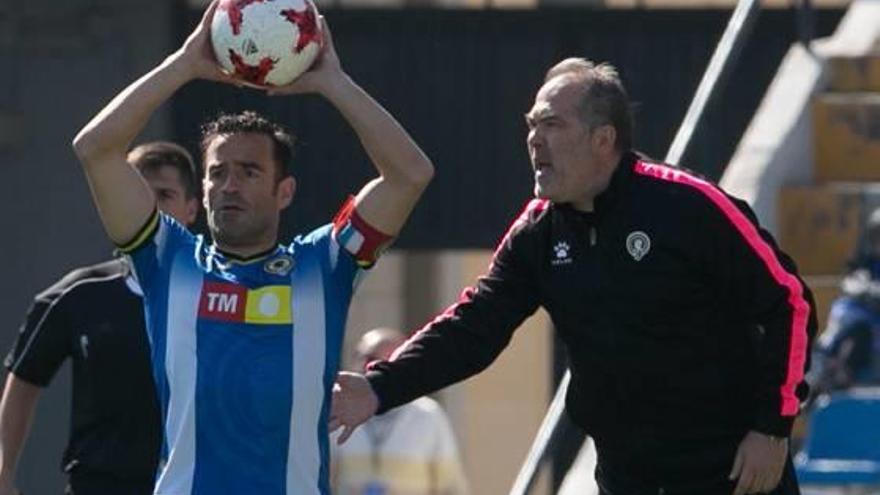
330 58 817 495
0 142 199 495
70 3 433 495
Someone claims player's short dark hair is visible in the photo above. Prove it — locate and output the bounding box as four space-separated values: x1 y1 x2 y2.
127 141 199 199
200 110 296 182
545 58 633 152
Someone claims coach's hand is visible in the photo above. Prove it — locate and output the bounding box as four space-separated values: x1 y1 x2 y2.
266 16 344 97
329 372 379 445
729 431 788 494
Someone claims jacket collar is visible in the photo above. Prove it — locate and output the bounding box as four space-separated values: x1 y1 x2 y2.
593 150 638 213
553 150 639 216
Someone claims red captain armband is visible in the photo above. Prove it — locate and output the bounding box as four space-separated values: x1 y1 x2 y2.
332 196 394 268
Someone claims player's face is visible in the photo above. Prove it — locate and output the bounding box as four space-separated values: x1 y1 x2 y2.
525 76 604 211
203 133 295 250
142 165 198 227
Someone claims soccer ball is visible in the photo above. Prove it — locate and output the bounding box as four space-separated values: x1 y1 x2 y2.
211 0 323 87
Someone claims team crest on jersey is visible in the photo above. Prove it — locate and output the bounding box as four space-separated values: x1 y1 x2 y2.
626 231 651 261
264 255 294 276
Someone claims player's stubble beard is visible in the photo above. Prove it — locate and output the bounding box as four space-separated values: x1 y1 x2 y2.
207 200 278 252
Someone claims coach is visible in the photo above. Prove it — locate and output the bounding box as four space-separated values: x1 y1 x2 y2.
331 58 817 495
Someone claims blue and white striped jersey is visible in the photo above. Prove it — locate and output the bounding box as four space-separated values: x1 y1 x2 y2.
124 205 381 495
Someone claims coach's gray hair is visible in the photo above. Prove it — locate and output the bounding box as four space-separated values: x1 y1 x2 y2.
544 58 633 152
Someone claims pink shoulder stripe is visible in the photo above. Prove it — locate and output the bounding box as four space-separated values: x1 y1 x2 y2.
634 161 809 416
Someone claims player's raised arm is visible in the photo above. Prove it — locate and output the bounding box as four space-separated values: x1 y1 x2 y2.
268 18 434 236
72 1 233 246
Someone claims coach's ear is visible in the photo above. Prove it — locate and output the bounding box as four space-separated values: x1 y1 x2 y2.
590 124 616 155
277 176 296 210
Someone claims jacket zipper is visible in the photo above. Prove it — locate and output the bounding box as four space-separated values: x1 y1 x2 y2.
589 226 597 246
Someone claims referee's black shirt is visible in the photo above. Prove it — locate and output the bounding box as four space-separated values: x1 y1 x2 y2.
5 259 160 484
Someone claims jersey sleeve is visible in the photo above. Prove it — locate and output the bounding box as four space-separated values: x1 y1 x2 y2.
4 284 72 386
120 209 196 296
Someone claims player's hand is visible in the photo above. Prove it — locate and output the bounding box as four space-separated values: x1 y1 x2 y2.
329 371 379 444
729 431 788 494
171 0 237 84
266 16 345 96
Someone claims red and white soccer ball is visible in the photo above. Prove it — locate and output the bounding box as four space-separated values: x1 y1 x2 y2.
211 0 323 87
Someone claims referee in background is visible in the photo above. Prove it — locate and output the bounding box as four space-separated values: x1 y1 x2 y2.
0 142 199 495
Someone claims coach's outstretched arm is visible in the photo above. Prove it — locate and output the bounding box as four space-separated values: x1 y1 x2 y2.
266 18 433 237
331 202 544 443
72 1 232 245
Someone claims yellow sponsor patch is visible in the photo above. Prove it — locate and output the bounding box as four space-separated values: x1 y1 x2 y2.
244 285 292 325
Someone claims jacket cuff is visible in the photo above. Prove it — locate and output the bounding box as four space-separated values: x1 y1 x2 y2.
365 369 394 415
753 411 796 438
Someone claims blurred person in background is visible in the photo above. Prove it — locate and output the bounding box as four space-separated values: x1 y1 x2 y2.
332 328 468 495
0 142 199 495
809 208 880 399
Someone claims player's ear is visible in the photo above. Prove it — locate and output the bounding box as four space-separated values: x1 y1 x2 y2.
277 176 296 210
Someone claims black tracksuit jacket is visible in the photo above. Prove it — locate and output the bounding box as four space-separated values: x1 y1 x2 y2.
367 152 817 493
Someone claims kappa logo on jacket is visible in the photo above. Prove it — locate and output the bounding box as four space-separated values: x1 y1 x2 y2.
552 241 573 266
